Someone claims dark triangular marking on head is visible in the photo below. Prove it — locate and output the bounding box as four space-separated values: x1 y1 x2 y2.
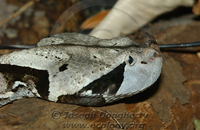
78 62 126 95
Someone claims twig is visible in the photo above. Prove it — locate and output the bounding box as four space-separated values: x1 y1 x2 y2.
105 110 124 129
0 0 38 28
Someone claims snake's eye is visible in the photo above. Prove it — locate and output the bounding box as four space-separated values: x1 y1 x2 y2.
128 56 133 64
125 55 136 66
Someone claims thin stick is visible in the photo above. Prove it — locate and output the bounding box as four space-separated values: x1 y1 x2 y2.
105 110 123 129
0 0 36 28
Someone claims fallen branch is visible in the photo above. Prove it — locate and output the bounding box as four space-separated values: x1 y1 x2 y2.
0 0 38 28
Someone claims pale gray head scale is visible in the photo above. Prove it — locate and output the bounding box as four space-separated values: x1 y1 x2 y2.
106 34 163 103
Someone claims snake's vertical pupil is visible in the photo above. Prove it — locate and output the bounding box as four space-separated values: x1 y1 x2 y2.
128 56 133 64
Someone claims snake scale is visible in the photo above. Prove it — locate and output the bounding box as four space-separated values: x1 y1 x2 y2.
0 33 162 107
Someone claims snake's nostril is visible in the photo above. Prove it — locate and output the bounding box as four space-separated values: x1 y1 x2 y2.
145 49 160 59
148 51 155 59
153 51 159 58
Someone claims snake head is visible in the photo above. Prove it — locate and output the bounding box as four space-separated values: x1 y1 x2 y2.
108 34 163 102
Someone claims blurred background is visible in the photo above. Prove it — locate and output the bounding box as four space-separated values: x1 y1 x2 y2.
0 0 199 51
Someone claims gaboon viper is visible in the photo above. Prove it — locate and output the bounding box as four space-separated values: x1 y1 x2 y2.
0 33 162 107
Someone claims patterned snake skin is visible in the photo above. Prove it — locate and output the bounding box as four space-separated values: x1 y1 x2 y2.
0 33 162 107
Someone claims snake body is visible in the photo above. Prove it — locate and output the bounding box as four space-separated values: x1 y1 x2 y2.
0 33 162 107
